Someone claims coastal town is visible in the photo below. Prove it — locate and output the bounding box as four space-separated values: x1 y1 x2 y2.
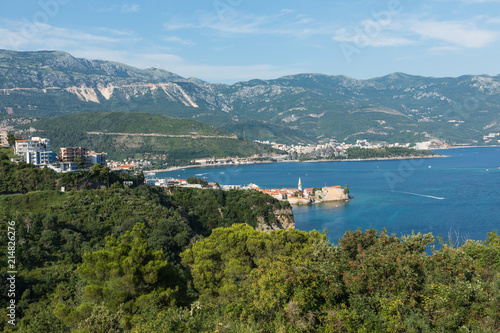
186 138 446 168
1 134 350 205
145 176 350 206
1 128 445 174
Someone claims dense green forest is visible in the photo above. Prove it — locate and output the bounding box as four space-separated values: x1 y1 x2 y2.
21 112 232 137
344 147 436 159
1 160 500 332
298 146 437 162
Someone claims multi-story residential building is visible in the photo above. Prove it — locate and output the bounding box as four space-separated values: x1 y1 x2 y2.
14 137 56 165
88 152 108 167
0 130 9 147
59 147 89 164
25 150 57 165
12 139 106 171
31 137 51 150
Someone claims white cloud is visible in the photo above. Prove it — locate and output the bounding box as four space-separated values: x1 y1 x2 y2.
166 63 305 83
121 4 140 13
102 52 302 83
97 6 118 13
437 0 500 3
409 20 497 48
428 45 461 52
463 0 500 3
332 25 414 47
164 10 335 37
163 36 194 46
0 19 138 51
0 17 297 83
331 14 498 51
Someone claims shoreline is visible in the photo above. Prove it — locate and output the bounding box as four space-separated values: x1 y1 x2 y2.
434 145 500 150
144 154 446 174
298 154 446 163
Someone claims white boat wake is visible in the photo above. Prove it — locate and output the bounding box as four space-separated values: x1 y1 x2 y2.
392 190 445 200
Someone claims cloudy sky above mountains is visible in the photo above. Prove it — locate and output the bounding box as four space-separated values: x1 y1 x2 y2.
1 0 500 83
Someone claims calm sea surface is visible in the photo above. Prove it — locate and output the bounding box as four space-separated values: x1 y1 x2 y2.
157 147 500 244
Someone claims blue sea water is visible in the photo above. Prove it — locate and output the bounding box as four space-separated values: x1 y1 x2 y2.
157 147 500 244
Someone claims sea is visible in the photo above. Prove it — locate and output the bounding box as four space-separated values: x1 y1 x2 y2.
156 147 500 245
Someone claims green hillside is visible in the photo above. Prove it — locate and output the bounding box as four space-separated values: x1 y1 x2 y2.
21 112 279 164
25 111 232 136
0 161 499 332
0 159 294 331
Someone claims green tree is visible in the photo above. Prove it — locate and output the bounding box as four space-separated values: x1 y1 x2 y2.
75 155 84 169
343 185 350 195
75 304 124 333
181 224 326 304
187 176 208 187
57 223 178 329
99 166 110 187
7 132 16 147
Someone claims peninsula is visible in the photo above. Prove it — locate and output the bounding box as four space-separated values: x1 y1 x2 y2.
259 178 350 205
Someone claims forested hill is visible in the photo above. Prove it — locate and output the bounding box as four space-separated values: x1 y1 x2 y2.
25 112 233 137
1 156 500 332
20 112 279 164
0 157 295 331
2 50 500 145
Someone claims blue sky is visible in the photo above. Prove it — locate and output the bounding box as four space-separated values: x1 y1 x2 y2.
1 0 500 83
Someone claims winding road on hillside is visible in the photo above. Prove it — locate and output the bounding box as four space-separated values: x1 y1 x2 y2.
86 131 238 139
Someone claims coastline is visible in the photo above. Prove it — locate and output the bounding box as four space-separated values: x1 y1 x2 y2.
298 154 447 163
144 154 446 173
434 145 500 150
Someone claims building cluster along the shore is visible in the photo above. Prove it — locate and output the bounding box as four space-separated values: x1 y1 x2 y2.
258 177 350 205
190 138 449 167
258 138 450 156
145 175 350 205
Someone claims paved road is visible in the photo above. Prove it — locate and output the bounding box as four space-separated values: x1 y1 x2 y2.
87 131 238 139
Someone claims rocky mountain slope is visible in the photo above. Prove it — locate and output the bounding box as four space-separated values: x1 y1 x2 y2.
2 50 500 145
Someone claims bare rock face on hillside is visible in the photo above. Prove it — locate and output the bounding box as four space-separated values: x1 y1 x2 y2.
3 50 500 145
256 207 295 232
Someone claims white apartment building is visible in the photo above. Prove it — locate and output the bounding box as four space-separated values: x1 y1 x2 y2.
0 130 8 147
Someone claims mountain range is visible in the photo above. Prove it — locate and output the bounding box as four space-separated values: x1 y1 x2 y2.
1 49 500 145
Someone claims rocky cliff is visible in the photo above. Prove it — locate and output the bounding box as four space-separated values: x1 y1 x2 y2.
256 207 295 232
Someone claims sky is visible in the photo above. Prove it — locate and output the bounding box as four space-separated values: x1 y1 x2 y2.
1 0 500 83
